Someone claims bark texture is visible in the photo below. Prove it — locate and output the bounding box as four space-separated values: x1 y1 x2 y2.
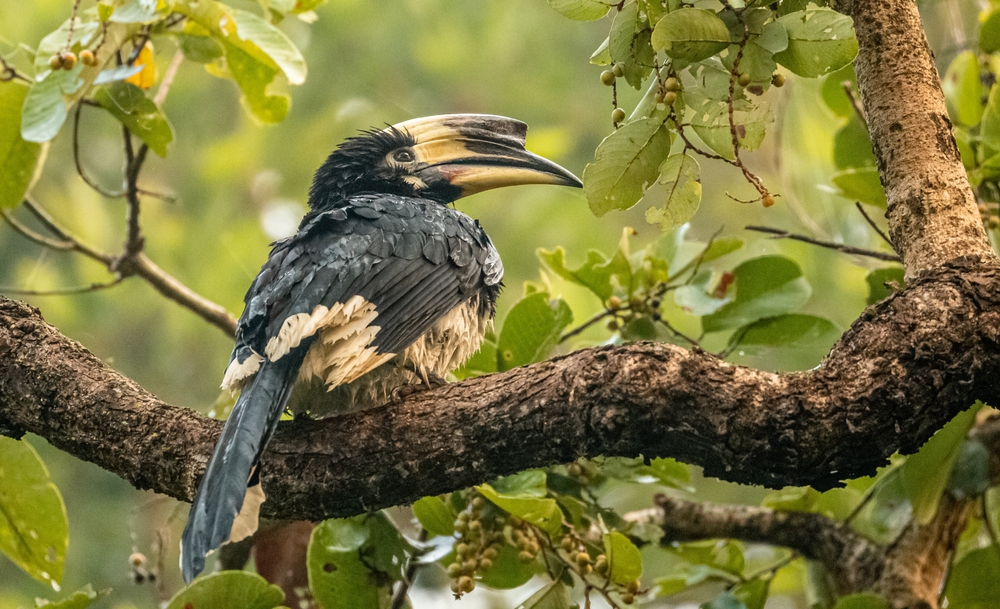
848 0 994 276
2 255 999 521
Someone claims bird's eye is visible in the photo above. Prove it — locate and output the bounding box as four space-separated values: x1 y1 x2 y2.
392 149 416 163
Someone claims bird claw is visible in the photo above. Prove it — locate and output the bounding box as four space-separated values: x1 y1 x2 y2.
390 371 448 403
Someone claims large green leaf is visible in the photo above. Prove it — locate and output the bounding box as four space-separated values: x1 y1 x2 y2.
731 314 840 352
982 84 1000 155
701 256 811 333
942 51 986 127
773 9 858 78
109 0 161 23
493 470 548 498
514 581 570 608
652 9 732 63
546 0 610 20
609 3 653 89
668 540 745 577
981 8 1000 54
733 579 770 609
412 496 455 537
496 293 572 371
643 153 702 231
583 118 673 216
165 571 284 609
538 246 628 301
0 437 68 588
0 82 42 209
232 9 307 85
477 543 537 589
831 167 886 208
603 531 642 585
833 116 875 170
477 483 562 535
222 41 290 123
31 585 109 609
688 96 772 160
307 518 387 609
94 82 173 157
865 267 904 305
21 68 83 143
944 544 1000 607
901 404 981 525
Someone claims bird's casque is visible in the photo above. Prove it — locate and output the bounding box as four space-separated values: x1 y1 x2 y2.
180 114 581 582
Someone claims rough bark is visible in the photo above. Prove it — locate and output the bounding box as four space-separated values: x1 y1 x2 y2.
2 254 999 521
847 0 995 276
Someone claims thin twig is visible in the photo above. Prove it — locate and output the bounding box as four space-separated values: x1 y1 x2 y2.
745 225 902 262
743 550 799 582
119 126 148 263
726 19 770 203
855 202 894 247
74 102 127 198
0 209 75 251
658 318 701 348
560 308 615 344
0 53 30 82
23 197 113 263
153 50 184 108
389 529 428 609
842 81 867 128
1 277 123 296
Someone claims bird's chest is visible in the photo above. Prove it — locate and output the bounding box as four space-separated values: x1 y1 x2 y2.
289 295 491 415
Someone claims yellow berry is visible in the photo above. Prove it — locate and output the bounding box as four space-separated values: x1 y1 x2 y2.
469 520 482 533
664 91 677 106
601 70 616 86
80 49 97 66
478 558 493 570
483 547 497 560
471 496 485 510
526 541 540 555
665 77 679 92
561 536 576 552
446 562 462 577
463 559 478 574
762 194 776 208
49 54 63 70
772 72 786 87
623 592 635 604
576 551 591 565
62 52 77 70
580 563 593 575
594 555 608 574
518 550 534 562
612 63 624 77
450 579 462 594
612 108 626 123
737 72 751 87
627 578 640 594
459 576 475 593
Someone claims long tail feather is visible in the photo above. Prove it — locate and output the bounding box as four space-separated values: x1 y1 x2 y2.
181 351 305 583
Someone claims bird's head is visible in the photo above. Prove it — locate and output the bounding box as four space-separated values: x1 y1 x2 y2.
308 114 582 208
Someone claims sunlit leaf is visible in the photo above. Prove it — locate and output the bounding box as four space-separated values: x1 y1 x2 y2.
652 9 732 63
603 531 642 585
669 540 745 577
0 437 68 588
513 580 570 608
166 571 284 609
496 293 572 371
477 543 537 589
412 496 456 537
94 82 173 157
546 0 610 21
179 33 225 63
223 41 291 123
643 153 702 231
702 256 811 333
493 470 548 498
477 484 562 535
32 585 109 609
583 118 673 216
981 9 1000 54
942 51 986 127
109 0 160 24
232 9 307 85
590 37 611 65
0 82 42 209
688 96 772 160
761 487 819 512
609 2 653 89
21 68 83 143
773 9 858 78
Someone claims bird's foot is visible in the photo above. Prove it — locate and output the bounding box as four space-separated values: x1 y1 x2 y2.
391 370 448 403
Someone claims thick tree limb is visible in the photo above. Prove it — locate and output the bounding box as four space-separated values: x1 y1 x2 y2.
1 254 998 522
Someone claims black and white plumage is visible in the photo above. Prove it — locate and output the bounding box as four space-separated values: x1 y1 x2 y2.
180 114 581 582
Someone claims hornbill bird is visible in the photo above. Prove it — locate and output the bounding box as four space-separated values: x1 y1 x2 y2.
180 114 582 582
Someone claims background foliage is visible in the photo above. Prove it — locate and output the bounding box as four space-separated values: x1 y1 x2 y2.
0 0 996 608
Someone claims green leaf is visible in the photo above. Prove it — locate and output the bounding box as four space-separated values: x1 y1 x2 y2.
223 41 290 123
179 34 225 63
733 579 770 609
865 267 904 305
590 37 611 65
831 593 890 609
456 338 497 377
0 437 68 588
165 571 284 609
477 543 537 589
583 117 673 216
412 496 456 537
703 591 746 609
702 256 811 333
942 51 986 127
944 544 1000 606
674 269 731 316
773 9 858 78
859 466 911 543
546 0 610 21
21 68 83 143
493 470 548 498
308 518 387 609
538 247 619 300
669 540 745 577
833 116 875 170
0 82 42 209
902 404 981 525
982 84 1000 155
731 314 840 352
831 167 886 208
603 531 642 585
645 457 691 490
821 64 858 118
477 483 563 535
609 3 653 89
652 9 732 63
514 581 570 608
643 153 702 231
232 9 307 85
30 585 108 609
687 96 772 160
363 512 409 581
109 0 160 23
946 439 991 500
94 82 173 157
982 9 1000 54
761 487 819 512
496 293 572 372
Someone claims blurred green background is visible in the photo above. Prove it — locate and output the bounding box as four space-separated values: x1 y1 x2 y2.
0 1 982 607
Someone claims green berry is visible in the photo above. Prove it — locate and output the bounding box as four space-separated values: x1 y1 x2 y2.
664 91 677 105
737 72 751 87
446 562 462 577
612 107 626 123
601 70 616 86
612 63 624 77
772 72 786 87
664 77 679 92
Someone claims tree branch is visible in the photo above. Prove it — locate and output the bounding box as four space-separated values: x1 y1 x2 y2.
1 255 998 522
